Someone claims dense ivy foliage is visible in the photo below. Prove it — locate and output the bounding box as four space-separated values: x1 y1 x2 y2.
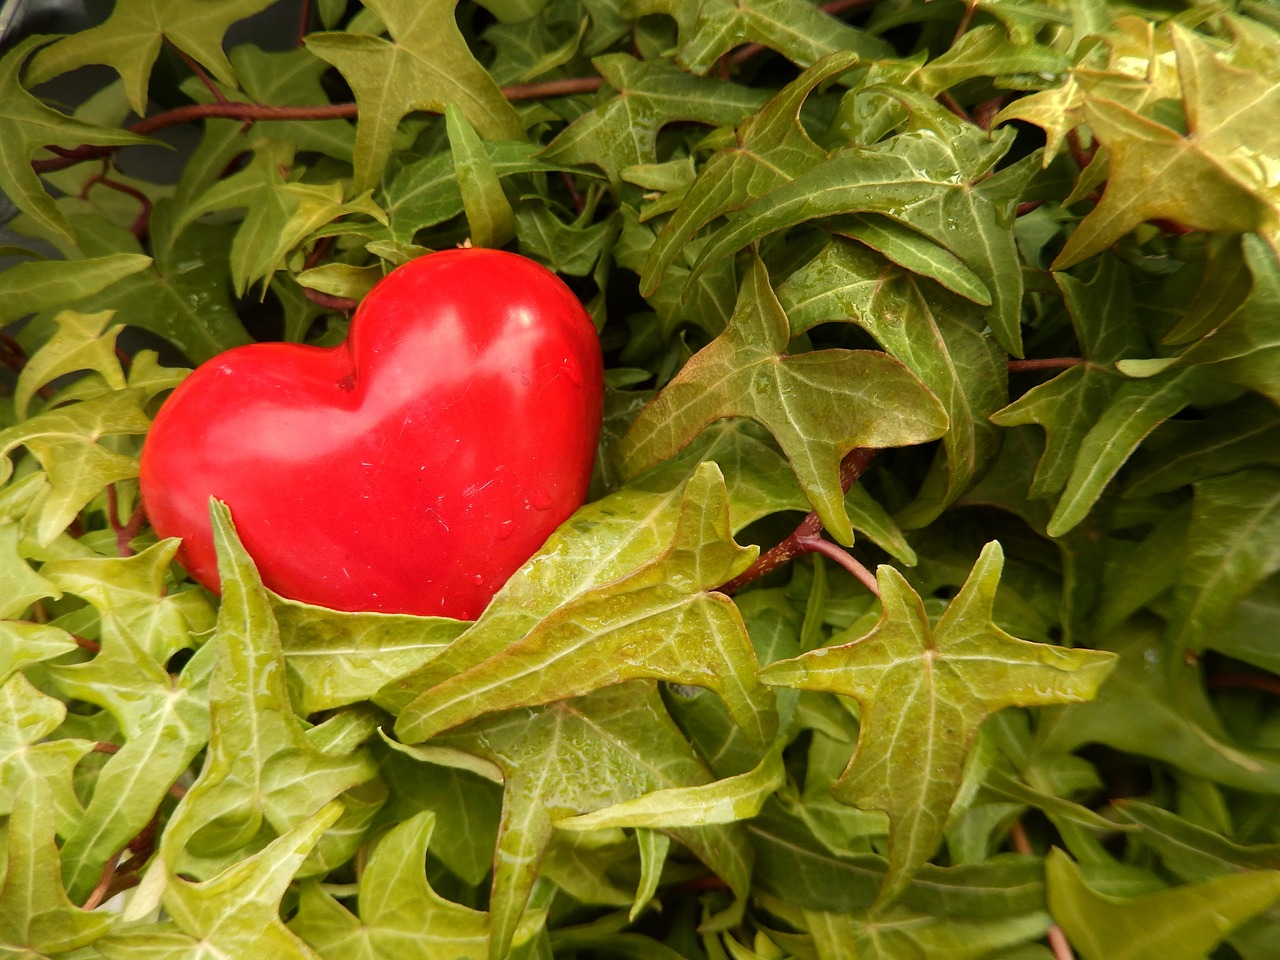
1 1 1279 957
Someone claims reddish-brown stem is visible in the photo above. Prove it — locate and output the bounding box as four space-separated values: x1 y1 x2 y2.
82 171 152 238
1010 822 1076 960
1209 672 1280 697
74 633 101 654
172 44 229 104
304 288 359 312
718 449 876 594
298 0 313 45
0 333 56 401
938 90 970 121
1008 357 1082 372
106 484 146 557
32 75 610 176
973 95 1006 132
501 76 604 100
1067 128 1095 172
560 170 585 215
1016 199 1044 217
795 536 880 596
83 853 120 910
952 0 978 45
302 234 335 272
93 741 121 755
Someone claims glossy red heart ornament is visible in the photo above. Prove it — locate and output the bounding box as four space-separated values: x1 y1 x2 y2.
140 248 604 619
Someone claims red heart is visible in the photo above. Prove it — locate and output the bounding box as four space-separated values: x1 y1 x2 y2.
139 249 604 619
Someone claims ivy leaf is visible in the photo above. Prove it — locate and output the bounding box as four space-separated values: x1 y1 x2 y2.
540 54 769 184
912 24 1067 96
447 104 516 249
41 541 216 902
379 419 809 718
63 213 252 364
0 671 90 838
1045 848 1280 960
0 775 115 955
556 739 785 831
0 37 151 245
760 542 1115 903
290 810 542 960
276 599 466 714
1166 468 1280 659
1038 619 1280 794
1158 234 1280 406
778 238 1006 527
1053 26 1280 269
0 388 154 546
618 253 948 546
159 502 377 881
15 309 127 419
689 89 1032 356
799 901 1050 960
393 462 773 747
640 50 862 295
0 253 150 328
630 0 889 77
1042 367 1215 537
25 0 276 115
990 259 1146 499
432 682 752 960
152 802 344 959
306 0 523 192
383 140 579 244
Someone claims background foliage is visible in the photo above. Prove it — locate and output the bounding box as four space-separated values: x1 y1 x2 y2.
2 0 1279 957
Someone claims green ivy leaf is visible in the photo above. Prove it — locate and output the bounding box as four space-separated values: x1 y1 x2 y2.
628 0 889 76
760 542 1115 903
63 213 252 364
641 51 861 296
688 89 1031 356
0 253 150 328
25 0 277 115
15 309 127 419
447 104 517 249
1053 27 1280 269
1046 847 1280 960
159 502 377 881
393 462 773 747
556 739 785 831
153 802 344 959
778 238 1005 527
290 810 541 960
1166 468 1280 659
0 774 115 954
433 681 752 960
990 259 1145 499
619 253 948 546
306 0 523 192
0 37 151 245
540 54 769 184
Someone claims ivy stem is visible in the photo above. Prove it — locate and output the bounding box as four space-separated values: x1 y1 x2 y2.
81 170 152 238
1010 822 1076 960
1008 358 1081 372
795 535 880 597
33 75 608 175
1208 672 1280 697
106 484 146 557
304 288 359 312
718 448 876 594
82 852 120 911
172 43 229 104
